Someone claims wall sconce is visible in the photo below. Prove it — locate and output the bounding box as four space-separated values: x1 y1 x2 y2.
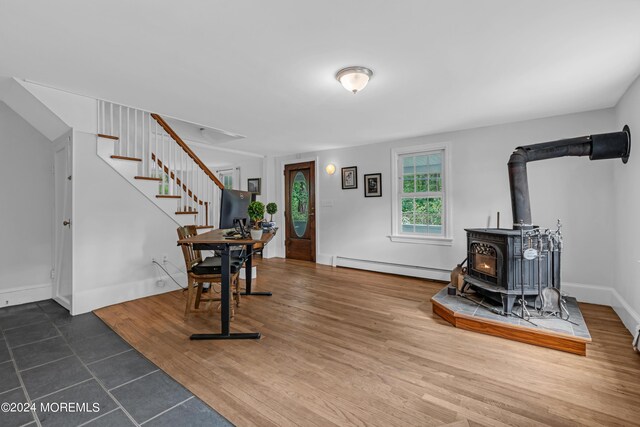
325 163 336 175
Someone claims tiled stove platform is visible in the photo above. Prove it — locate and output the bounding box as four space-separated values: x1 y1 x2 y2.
431 286 591 355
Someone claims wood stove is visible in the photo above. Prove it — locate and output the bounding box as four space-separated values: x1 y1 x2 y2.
464 228 558 314
461 126 631 315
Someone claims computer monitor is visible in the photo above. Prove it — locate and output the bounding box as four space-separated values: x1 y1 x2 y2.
219 189 252 229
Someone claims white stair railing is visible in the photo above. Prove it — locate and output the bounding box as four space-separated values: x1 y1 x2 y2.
98 100 223 227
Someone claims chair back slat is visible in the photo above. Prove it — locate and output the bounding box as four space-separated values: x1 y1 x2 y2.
177 226 203 272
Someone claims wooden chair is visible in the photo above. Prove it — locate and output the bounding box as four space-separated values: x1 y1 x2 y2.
252 242 264 258
177 226 241 317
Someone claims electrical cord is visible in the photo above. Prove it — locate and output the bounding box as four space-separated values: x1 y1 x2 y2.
163 260 187 275
214 247 258 264
152 260 187 291
162 260 187 275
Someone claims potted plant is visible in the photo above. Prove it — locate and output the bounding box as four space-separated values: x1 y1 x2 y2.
266 202 278 227
247 201 265 240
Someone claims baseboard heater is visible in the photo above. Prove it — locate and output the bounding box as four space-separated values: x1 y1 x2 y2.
332 256 450 281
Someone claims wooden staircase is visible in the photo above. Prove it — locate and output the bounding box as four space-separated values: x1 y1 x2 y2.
96 100 223 228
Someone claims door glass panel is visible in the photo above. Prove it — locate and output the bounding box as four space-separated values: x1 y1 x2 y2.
291 171 309 237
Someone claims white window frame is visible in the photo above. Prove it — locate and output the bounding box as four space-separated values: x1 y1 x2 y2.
389 142 453 245
217 167 240 190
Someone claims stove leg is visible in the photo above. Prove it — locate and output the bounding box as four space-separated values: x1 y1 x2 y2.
502 294 517 315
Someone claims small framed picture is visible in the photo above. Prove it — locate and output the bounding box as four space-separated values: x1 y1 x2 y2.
364 173 382 197
341 166 358 189
247 178 261 195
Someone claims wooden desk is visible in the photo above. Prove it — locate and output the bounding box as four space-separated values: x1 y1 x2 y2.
178 228 277 340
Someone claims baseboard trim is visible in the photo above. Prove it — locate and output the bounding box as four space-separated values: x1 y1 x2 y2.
561 282 613 305
326 255 450 282
546 282 640 335
611 289 640 336
316 253 333 266
0 282 52 308
72 273 186 315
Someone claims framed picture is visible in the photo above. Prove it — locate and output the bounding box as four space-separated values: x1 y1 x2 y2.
364 173 382 197
341 166 358 189
247 178 261 195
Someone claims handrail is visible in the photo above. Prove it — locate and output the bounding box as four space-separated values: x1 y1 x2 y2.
152 153 210 226
151 153 203 205
150 113 224 190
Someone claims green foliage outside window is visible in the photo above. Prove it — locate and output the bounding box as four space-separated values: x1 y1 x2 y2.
291 175 308 222
400 151 444 234
290 172 309 237
156 172 169 195
401 198 442 224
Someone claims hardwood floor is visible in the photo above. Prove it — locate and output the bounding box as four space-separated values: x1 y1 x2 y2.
95 259 640 426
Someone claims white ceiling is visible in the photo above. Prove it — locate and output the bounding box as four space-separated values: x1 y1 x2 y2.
2 0 640 156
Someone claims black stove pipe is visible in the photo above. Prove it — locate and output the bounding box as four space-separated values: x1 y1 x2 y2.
508 126 631 229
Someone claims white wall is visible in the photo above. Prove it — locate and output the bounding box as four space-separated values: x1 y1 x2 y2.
0 77 69 141
212 157 263 194
20 80 97 134
273 109 619 291
613 76 640 333
72 131 186 314
236 157 264 198
0 102 55 304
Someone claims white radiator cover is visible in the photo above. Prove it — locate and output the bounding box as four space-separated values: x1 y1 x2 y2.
331 256 450 282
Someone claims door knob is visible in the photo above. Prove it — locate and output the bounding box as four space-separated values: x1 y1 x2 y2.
63 220 71 227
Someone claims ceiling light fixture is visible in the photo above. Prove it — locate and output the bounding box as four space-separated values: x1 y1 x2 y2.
335 66 373 94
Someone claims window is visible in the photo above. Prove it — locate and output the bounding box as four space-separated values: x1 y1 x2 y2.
217 168 239 190
159 172 170 195
391 143 452 245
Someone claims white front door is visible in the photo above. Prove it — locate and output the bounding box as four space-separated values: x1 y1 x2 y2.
53 135 72 310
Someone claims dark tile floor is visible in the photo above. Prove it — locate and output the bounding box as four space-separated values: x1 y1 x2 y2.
0 300 232 427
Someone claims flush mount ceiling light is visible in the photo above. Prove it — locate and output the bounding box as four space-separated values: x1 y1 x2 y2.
335 66 373 94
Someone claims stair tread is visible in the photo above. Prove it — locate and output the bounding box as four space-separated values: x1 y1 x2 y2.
111 155 142 162
135 176 162 181
157 195 181 199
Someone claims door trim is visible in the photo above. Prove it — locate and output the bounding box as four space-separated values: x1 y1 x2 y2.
284 161 316 262
278 156 320 262
53 132 73 311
